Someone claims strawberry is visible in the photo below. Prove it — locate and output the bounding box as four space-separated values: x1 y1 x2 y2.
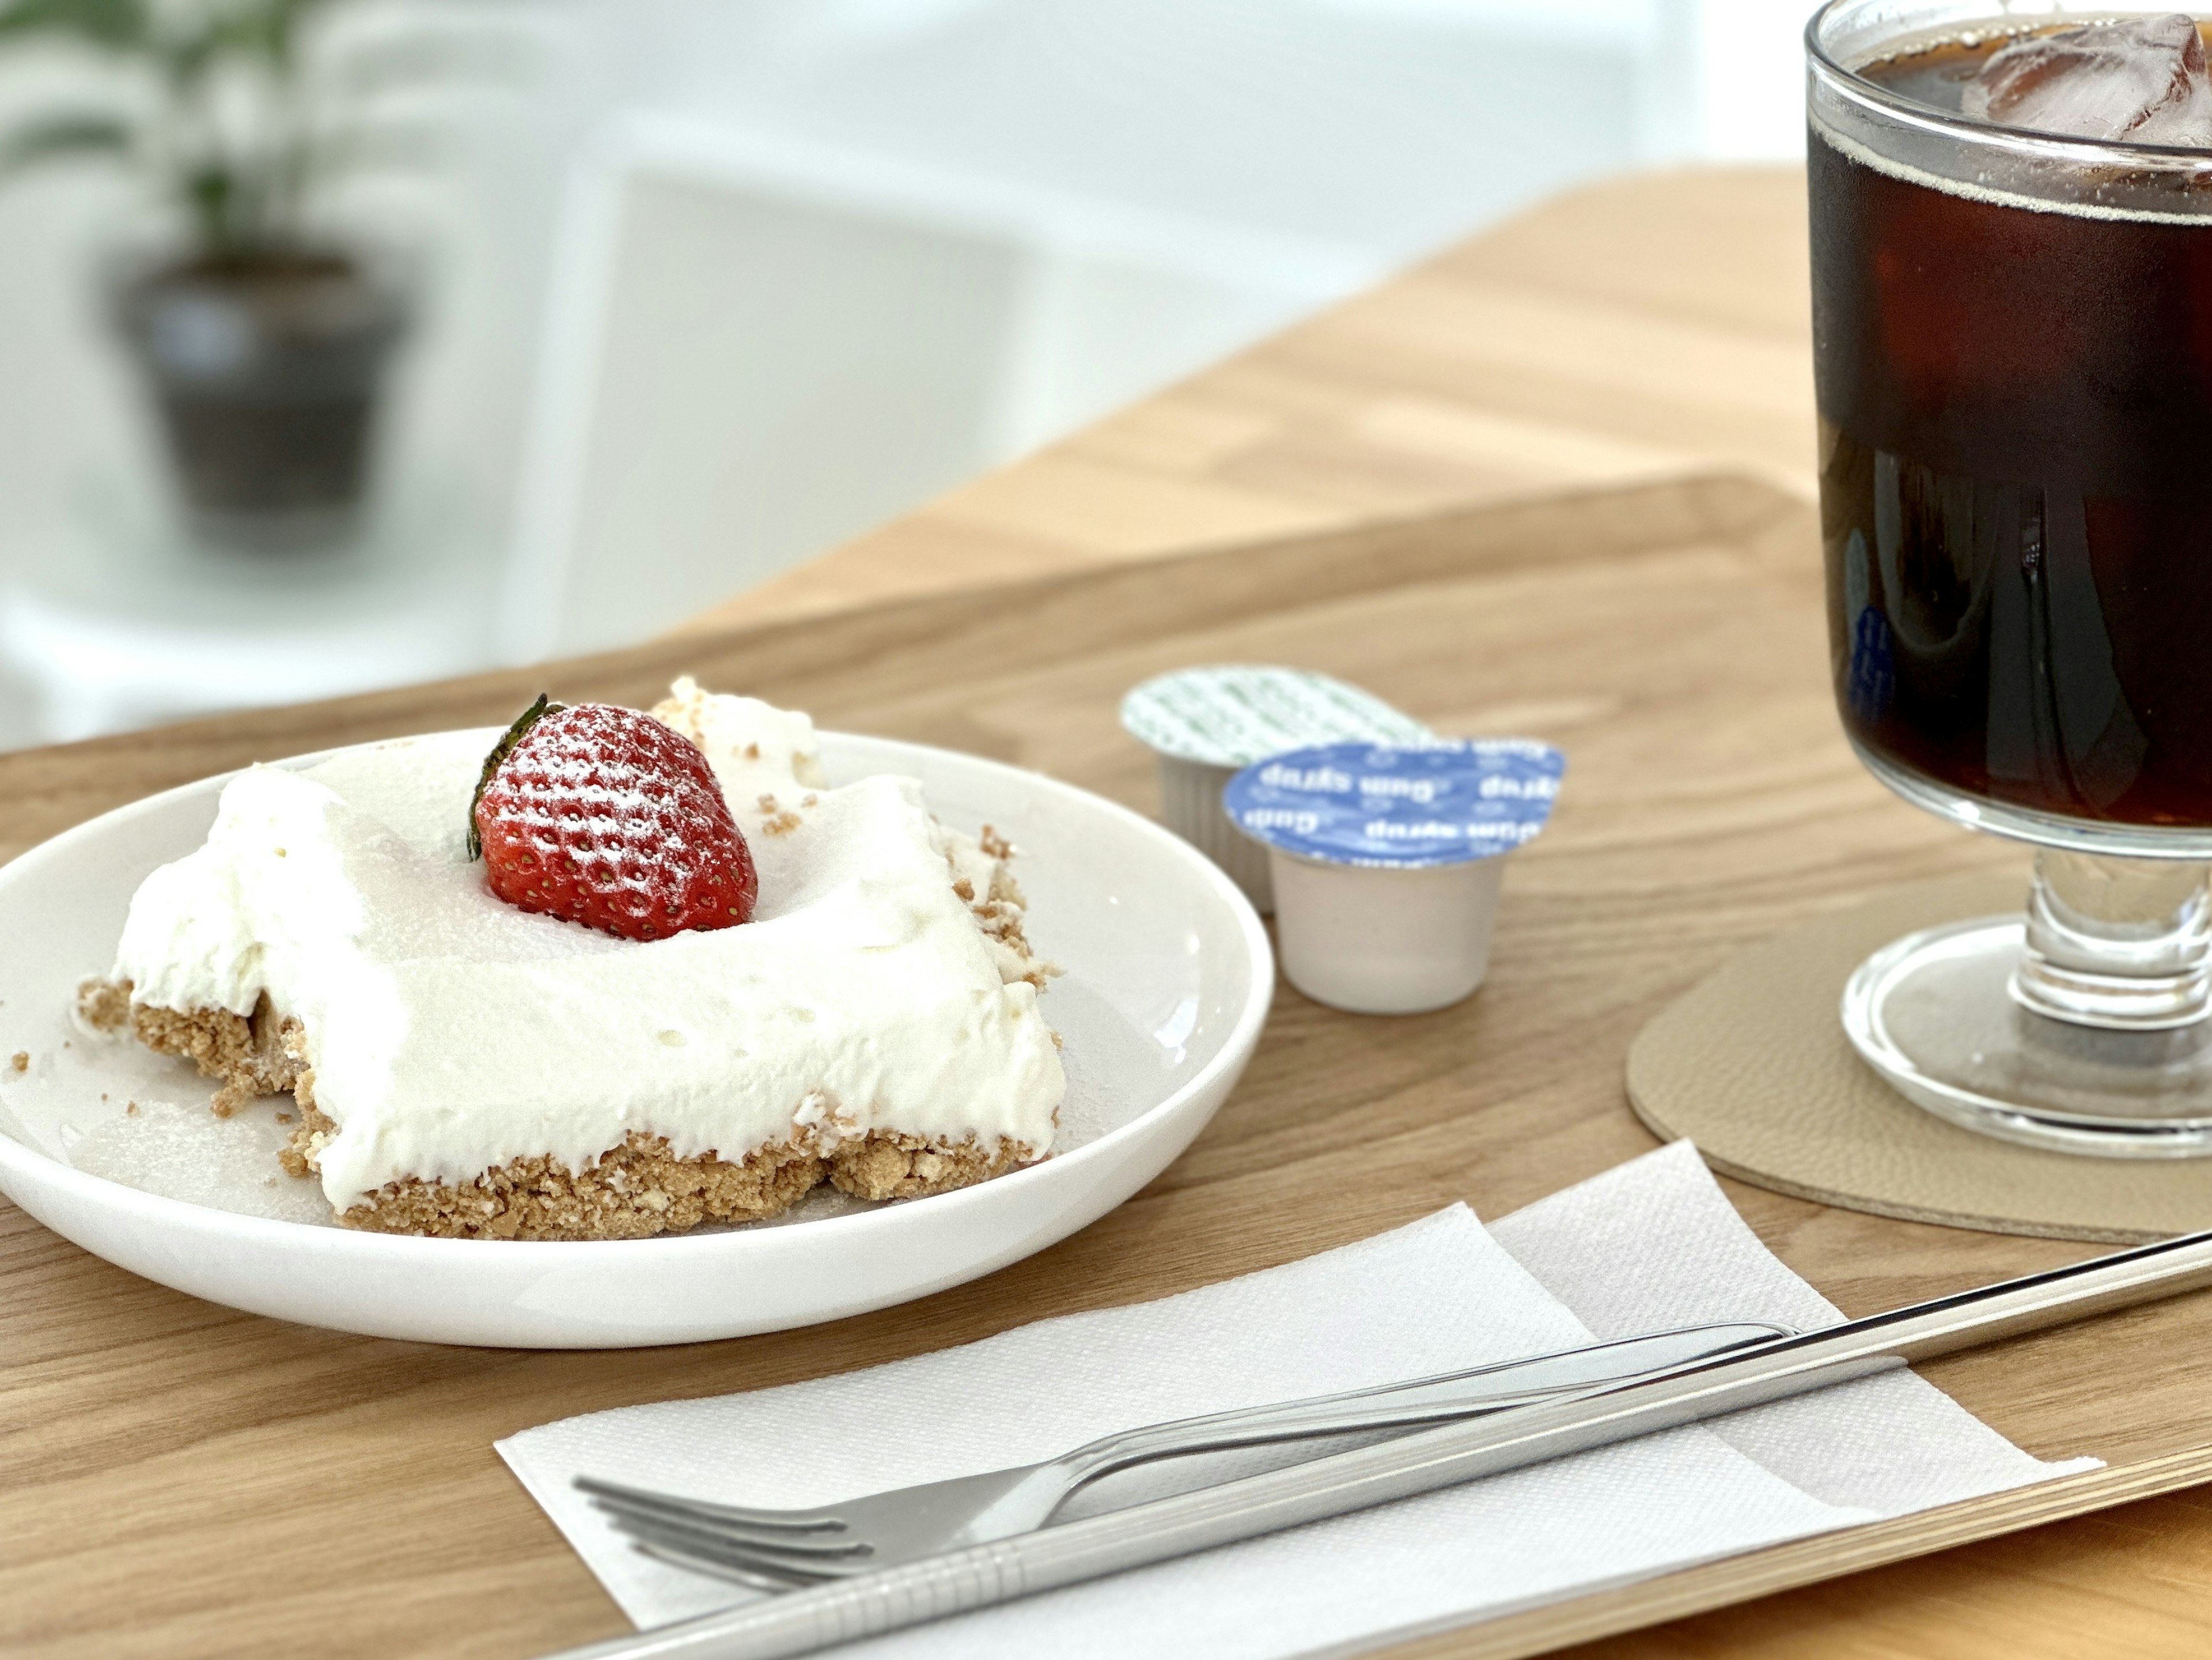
468 695 759 940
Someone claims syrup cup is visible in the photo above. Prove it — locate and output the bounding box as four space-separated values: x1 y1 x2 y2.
1226 740 1565 1016
1119 665 1430 913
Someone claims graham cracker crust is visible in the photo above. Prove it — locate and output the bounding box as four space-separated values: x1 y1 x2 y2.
328 1114 830 1241
971 849 1054 991
81 978 1043 1241
81 981 305 1117
827 1129 1027 1201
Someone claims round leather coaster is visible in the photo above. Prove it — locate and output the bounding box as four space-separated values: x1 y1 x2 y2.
1628 871 2212 1243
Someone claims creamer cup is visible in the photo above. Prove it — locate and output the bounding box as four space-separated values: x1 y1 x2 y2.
1225 739 1565 1015
1119 666 1430 912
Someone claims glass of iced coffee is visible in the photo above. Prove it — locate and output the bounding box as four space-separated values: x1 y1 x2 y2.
1809 4 2212 1152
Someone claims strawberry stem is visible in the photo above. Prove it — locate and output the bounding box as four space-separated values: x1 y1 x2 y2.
467 693 566 859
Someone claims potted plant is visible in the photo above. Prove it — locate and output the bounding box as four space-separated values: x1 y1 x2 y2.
0 0 430 550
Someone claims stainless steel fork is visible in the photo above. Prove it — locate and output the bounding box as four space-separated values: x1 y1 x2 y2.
577 1319 1791 1591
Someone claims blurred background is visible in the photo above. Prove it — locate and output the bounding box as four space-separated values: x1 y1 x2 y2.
0 0 1811 747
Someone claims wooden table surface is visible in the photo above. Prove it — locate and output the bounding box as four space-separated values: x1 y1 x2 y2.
685 165 2212 1657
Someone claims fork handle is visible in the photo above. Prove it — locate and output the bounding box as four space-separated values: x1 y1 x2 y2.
1051 1320 1790 1492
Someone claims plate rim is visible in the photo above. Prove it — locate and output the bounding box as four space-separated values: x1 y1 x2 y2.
0 727 1274 1260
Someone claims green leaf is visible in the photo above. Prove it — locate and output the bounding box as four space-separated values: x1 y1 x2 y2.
0 111 132 176
206 0 328 69
185 164 240 251
154 14 222 86
468 694 565 860
0 0 147 49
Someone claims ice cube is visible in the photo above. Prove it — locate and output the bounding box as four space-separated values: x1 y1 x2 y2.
1963 13 2212 147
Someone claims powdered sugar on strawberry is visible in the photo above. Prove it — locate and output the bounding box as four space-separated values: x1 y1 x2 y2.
472 699 759 941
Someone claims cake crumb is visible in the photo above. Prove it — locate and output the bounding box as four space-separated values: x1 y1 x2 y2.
9 1052 24 1073
979 825 1013 860
757 792 778 811
75 979 131 1032
126 1101 139 1116
744 742 760 759
275 1111 294 1124
802 793 819 808
762 811 803 837
952 878 975 901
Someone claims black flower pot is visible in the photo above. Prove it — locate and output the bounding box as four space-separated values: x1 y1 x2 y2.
113 252 407 552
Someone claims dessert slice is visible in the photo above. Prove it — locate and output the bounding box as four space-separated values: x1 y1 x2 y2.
84 680 1063 1239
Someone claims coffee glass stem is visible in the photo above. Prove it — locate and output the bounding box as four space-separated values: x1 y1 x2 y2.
2016 852 2212 1031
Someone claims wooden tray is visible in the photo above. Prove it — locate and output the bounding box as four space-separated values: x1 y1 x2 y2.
5 472 2202 1660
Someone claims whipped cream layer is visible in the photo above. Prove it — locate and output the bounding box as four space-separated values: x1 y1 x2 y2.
113 685 1065 1208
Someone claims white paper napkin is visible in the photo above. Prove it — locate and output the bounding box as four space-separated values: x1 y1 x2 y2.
499 1142 2098 1657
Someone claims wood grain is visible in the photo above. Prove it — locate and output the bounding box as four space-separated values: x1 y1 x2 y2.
3 473 2205 1660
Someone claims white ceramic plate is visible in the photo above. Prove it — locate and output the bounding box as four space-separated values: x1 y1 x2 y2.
0 733 1272 1348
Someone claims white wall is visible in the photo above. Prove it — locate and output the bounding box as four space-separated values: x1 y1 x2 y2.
1659 0 1819 160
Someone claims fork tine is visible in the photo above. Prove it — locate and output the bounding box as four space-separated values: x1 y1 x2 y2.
607 1510 870 1585
573 1476 849 1537
602 1508 840 1579
592 1502 869 1571
581 1489 876 1560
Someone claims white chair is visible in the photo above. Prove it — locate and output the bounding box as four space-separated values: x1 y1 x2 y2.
496 115 1380 662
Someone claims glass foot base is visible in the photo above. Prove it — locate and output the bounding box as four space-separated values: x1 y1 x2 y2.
1843 916 2212 1159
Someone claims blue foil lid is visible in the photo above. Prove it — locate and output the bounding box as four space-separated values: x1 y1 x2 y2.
1225 740 1565 868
